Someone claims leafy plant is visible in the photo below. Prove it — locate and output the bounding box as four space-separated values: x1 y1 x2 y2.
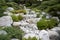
11 14 19 22
6 2 22 10
39 0 60 18
18 14 23 21
11 14 23 22
11 10 26 14
37 18 59 30
3 27 24 39
0 0 8 17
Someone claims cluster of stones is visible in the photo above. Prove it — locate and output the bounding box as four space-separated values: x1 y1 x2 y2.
0 7 60 40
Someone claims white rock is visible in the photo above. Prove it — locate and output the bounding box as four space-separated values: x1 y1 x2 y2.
47 30 59 37
46 16 50 19
13 22 20 26
47 30 59 40
24 33 39 39
34 30 40 34
6 7 14 11
11 38 19 40
3 11 13 16
29 24 38 30
39 30 50 40
0 16 13 26
20 27 30 33
19 21 29 26
51 27 60 31
0 30 7 35
42 12 46 15
52 17 59 22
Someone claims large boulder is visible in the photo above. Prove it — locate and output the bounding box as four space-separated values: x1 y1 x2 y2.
47 30 59 40
51 27 60 40
51 27 60 31
39 30 50 40
0 16 13 26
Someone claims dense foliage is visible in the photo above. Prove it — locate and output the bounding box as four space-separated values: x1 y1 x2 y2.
0 0 8 17
37 18 59 30
11 14 23 22
0 27 24 40
39 0 60 18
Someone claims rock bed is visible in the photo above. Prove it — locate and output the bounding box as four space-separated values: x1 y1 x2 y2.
0 7 60 40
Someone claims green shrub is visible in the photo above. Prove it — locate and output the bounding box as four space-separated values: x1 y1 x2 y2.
18 15 23 21
22 37 37 40
11 10 26 14
6 2 21 10
37 18 59 30
11 14 23 22
0 0 8 17
39 0 60 18
3 27 24 39
11 14 19 22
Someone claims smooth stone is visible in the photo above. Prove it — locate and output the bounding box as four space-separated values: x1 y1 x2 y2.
13 22 20 26
20 27 30 33
0 30 7 35
51 27 60 31
51 27 60 40
39 30 50 40
48 30 59 37
6 7 14 11
11 38 19 40
47 30 59 40
52 17 59 22
42 12 46 15
23 33 39 39
0 16 13 26
46 16 50 19
3 11 13 15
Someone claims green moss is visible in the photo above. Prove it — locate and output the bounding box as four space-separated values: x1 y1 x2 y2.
11 14 23 22
37 18 59 30
18 15 23 21
11 10 26 14
11 14 19 22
